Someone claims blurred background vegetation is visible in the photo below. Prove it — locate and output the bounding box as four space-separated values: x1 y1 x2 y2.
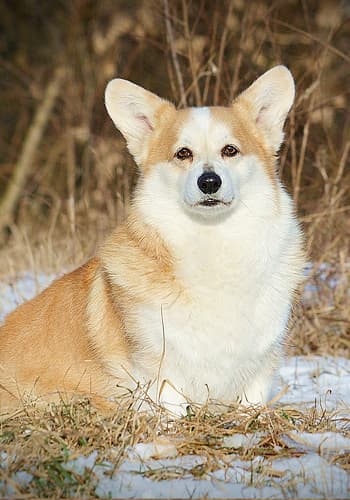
0 0 349 355
0 0 349 259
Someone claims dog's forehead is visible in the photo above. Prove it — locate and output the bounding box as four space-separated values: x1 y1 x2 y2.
176 107 236 146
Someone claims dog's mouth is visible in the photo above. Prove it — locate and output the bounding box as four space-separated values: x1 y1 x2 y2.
199 198 221 207
197 198 232 207
184 196 235 220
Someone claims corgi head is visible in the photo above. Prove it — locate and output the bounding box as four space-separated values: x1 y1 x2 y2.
105 66 294 221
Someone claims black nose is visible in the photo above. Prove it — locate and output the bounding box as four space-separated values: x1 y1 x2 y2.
197 172 222 194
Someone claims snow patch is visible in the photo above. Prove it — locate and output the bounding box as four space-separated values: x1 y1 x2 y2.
0 272 56 322
127 441 178 461
222 433 264 449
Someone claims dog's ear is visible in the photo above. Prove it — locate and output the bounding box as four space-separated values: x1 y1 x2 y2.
105 79 175 164
235 66 295 151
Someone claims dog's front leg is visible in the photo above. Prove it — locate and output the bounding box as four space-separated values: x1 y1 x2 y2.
241 365 276 406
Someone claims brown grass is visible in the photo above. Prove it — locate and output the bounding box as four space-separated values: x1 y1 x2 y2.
0 397 349 496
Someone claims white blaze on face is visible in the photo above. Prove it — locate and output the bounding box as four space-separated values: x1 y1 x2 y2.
177 108 239 210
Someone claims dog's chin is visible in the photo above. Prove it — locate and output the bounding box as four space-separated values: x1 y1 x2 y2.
184 198 235 221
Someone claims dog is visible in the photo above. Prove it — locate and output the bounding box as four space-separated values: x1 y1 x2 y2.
0 66 304 415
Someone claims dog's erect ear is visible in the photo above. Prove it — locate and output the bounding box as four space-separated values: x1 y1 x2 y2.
105 79 175 164
236 66 295 151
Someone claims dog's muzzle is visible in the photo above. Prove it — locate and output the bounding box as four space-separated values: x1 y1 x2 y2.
182 163 235 212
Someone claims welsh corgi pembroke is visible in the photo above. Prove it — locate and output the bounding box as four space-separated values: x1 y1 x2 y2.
0 66 304 415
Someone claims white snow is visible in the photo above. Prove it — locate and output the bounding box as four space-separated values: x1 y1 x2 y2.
0 271 349 498
282 431 350 455
222 433 264 449
0 272 56 322
127 441 179 461
277 355 350 410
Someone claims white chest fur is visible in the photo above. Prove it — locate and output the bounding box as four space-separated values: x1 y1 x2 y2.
129 187 302 409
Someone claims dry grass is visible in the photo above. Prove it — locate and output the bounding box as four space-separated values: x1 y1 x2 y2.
1 397 349 497
289 257 350 357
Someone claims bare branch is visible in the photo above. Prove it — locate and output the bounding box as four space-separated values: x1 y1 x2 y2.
163 0 187 107
0 67 66 233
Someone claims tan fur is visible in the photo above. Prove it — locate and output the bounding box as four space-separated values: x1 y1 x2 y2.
87 213 182 373
144 106 188 171
0 214 180 412
0 259 122 409
0 96 183 412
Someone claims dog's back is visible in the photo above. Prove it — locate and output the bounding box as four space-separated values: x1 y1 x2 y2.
0 259 113 409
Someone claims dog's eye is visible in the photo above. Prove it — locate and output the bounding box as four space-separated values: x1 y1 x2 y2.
175 147 193 161
221 144 240 158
